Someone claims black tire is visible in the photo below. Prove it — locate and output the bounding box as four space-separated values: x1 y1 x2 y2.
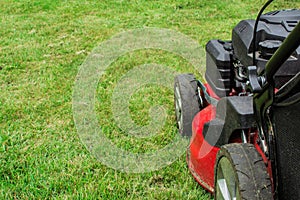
174 74 200 137
214 143 272 200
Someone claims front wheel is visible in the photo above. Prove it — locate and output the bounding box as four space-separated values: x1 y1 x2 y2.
214 143 272 200
174 74 200 137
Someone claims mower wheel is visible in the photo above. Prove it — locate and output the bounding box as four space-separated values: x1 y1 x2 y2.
174 74 200 137
214 143 272 200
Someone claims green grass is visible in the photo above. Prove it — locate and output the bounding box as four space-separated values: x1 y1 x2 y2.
1 0 299 199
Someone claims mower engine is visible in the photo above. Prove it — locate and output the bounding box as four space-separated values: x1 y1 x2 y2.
206 9 300 98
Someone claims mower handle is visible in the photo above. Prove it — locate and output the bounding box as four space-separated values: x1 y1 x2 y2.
264 21 300 84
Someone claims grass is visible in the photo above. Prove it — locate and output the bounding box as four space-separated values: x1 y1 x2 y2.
1 0 299 199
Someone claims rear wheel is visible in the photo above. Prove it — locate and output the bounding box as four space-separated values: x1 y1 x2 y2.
174 74 200 137
214 143 272 200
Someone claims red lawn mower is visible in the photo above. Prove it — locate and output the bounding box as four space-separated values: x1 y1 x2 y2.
174 1 300 199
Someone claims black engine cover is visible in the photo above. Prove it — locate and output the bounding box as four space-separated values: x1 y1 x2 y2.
232 9 300 88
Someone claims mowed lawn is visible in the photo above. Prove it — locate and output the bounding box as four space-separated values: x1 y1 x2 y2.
1 0 299 199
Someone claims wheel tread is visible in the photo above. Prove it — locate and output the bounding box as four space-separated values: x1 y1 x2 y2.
215 143 272 200
174 74 200 137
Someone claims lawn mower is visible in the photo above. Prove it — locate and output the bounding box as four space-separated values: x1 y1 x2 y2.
174 1 300 199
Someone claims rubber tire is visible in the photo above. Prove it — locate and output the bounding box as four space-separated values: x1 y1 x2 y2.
174 74 200 137
214 143 272 200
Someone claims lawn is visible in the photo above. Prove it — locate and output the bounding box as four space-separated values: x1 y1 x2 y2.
1 0 299 199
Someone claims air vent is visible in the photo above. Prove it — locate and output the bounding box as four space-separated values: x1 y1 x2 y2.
283 20 299 32
260 9 300 25
265 10 280 16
